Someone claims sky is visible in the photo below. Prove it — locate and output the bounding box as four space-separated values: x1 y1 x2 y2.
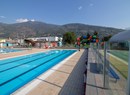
0 0 130 29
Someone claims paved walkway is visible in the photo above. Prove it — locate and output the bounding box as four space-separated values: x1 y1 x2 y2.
0 48 46 60
86 48 126 95
58 50 87 95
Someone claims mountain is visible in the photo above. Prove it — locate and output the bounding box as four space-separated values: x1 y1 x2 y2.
0 21 124 39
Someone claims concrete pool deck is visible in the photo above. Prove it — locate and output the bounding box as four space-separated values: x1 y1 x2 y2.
0 48 47 60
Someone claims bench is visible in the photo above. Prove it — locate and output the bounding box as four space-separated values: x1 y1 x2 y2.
108 67 120 82
99 64 120 82
92 48 120 82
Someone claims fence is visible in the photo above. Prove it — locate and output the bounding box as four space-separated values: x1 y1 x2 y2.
91 42 121 88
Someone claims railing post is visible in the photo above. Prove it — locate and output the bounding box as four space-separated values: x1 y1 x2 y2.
95 44 97 63
97 42 100 72
106 42 110 74
127 41 130 95
103 42 109 89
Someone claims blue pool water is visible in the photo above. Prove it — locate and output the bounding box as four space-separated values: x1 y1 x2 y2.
0 50 76 95
0 48 23 54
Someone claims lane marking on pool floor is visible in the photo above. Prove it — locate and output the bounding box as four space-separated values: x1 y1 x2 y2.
12 51 77 95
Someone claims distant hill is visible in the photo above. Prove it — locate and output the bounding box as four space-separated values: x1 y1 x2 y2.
0 21 124 39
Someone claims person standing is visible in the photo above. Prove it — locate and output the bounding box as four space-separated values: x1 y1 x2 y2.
77 37 80 51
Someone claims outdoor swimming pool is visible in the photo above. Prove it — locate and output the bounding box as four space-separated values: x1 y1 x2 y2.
0 50 76 95
0 48 23 54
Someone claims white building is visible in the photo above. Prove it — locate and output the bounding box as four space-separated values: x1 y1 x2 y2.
0 39 6 48
27 36 62 42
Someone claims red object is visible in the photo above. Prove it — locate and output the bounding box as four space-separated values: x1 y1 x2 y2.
77 37 80 41
96 39 99 43
101 42 104 46
77 37 80 45
77 42 80 45
88 36 92 40
52 42 56 47
45 44 48 49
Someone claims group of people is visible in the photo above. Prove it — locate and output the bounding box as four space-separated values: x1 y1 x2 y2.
76 32 99 51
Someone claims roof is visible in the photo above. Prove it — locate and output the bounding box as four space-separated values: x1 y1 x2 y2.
109 30 130 42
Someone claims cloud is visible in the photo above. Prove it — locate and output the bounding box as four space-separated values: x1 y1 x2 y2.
78 6 83 10
16 18 35 23
0 16 6 18
16 18 29 23
31 19 35 22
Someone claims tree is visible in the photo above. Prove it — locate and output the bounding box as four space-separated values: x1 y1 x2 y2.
102 35 112 42
24 39 36 46
63 32 76 44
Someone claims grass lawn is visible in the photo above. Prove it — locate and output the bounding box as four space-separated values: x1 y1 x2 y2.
109 50 128 62
109 55 128 79
100 50 128 79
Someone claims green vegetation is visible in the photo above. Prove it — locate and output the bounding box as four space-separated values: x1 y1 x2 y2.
109 50 128 62
109 50 128 78
102 35 112 41
109 55 128 79
63 32 76 44
100 50 128 79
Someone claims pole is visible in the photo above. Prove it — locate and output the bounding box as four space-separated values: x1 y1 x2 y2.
127 41 130 95
97 42 100 72
106 42 110 72
95 43 97 63
103 42 109 88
